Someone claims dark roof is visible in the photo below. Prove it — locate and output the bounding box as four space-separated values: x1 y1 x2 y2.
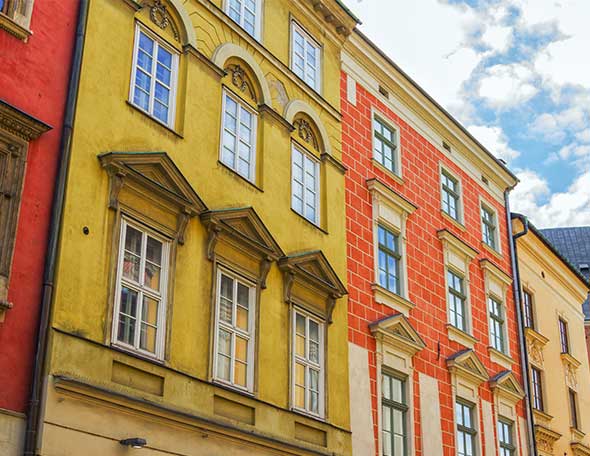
540 226 590 320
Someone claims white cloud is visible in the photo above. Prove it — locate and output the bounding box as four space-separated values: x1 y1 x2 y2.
351 0 481 113
467 125 519 162
530 107 587 142
477 63 538 108
511 169 590 227
481 25 513 54
576 129 590 143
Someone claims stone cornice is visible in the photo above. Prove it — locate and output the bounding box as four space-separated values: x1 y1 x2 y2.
0 99 51 141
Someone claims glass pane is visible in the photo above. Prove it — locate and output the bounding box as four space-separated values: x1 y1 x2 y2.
296 334 305 358
218 329 231 356
309 368 319 391
157 46 172 68
146 237 162 265
393 435 404 456
139 32 154 54
309 319 319 342
144 262 161 290
135 69 151 91
141 295 159 326
295 385 305 408
296 313 306 335
310 391 319 414
237 306 248 331
295 362 305 385
119 286 138 318
234 360 247 387
133 87 150 111
153 101 169 123
125 225 142 254
382 405 391 431
140 322 157 352
118 287 138 345
219 297 233 323
235 336 248 362
155 83 170 104
220 274 233 300
217 354 231 381
393 409 404 434
309 341 319 363
392 377 403 403
156 64 171 86
382 374 391 400
123 251 140 282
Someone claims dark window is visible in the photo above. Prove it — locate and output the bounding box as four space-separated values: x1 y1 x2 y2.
456 400 476 456
569 389 579 429
523 290 535 329
382 372 408 456
378 225 401 295
373 116 398 173
531 367 544 411
559 318 569 354
498 419 515 456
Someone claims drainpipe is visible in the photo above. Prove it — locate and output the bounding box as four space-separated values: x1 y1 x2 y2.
505 198 536 455
23 1 89 454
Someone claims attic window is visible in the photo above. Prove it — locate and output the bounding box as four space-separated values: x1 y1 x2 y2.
378 85 389 98
442 141 451 152
481 175 489 185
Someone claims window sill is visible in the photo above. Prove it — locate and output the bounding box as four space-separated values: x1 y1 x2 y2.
481 241 503 260
212 378 255 399
441 210 466 232
371 159 404 186
217 160 263 192
290 209 328 234
561 352 582 368
533 408 554 425
126 101 183 138
371 283 414 316
291 407 326 424
0 13 31 41
524 327 549 346
111 343 165 365
571 427 586 442
447 324 477 349
488 346 514 370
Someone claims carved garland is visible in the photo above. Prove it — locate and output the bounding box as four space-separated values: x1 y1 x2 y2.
142 0 180 41
225 64 257 102
294 118 319 151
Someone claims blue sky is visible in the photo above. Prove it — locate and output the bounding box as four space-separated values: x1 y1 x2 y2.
347 0 590 228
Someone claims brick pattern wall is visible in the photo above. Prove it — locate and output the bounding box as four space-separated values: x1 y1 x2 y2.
341 72 525 456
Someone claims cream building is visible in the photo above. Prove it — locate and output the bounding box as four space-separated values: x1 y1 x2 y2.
513 215 590 456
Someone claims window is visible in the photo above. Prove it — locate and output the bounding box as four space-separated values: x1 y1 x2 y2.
291 144 319 225
531 367 544 411
559 318 569 354
441 169 461 221
523 289 535 329
225 0 261 39
291 22 321 91
489 297 505 352
130 25 179 127
378 225 401 295
114 220 169 358
382 372 408 456
373 116 398 174
214 270 255 391
569 388 579 429
292 309 324 417
0 0 33 35
220 90 257 181
481 205 497 250
448 270 467 332
455 401 476 456
498 419 515 456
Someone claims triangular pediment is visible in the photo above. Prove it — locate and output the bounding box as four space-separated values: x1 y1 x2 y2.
447 349 489 384
200 207 284 261
98 151 206 213
279 250 347 298
370 314 426 355
489 370 525 401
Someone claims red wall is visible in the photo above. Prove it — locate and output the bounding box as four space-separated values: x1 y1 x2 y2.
341 72 525 456
0 1 78 413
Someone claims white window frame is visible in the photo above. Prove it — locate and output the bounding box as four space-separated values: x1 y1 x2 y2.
372 112 401 177
112 218 170 360
219 89 258 182
291 142 320 226
488 295 506 353
129 24 179 128
223 0 263 40
212 267 257 393
448 268 468 333
440 164 464 225
455 399 478 456
290 20 322 92
480 200 500 253
291 307 325 419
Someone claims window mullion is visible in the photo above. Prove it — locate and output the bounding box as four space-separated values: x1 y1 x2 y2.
148 41 158 116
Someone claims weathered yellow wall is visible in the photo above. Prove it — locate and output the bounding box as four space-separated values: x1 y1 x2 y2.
44 0 353 454
515 219 590 455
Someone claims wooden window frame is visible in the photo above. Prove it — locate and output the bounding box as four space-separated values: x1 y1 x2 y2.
448 269 467 332
522 289 535 330
481 203 498 251
220 88 258 183
212 266 257 393
558 318 570 354
0 0 34 41
441 168 461 222
381 370 408 456
129 24 179 128
377 224 402 295
291 142 320 226
290 20 322 92
488 296 506 353
291 307 325 419
112 218 170 360
531 366 544 412
569 388 580 430
224 0 263 40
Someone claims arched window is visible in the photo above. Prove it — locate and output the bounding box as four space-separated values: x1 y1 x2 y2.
128 0 196 129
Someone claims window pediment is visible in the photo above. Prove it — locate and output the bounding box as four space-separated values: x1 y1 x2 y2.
369 313 426 356
438 229 478 261
367 178 417 219
572 442 590 456
0 99 51 141
279 250 347 322
98 152 206 243
447 348 489 386
480 259 512 297
201 207 284 287
489 370 525 403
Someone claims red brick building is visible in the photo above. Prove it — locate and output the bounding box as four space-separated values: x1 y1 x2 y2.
342 32 530 456
0 1 78 454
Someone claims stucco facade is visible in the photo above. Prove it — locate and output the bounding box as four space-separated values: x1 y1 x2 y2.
513 218 590 456
36 0 356 455
342 31 529 456
0 2 78 455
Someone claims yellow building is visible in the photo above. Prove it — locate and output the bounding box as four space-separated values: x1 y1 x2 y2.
34 0 358 454
513 215 590 456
